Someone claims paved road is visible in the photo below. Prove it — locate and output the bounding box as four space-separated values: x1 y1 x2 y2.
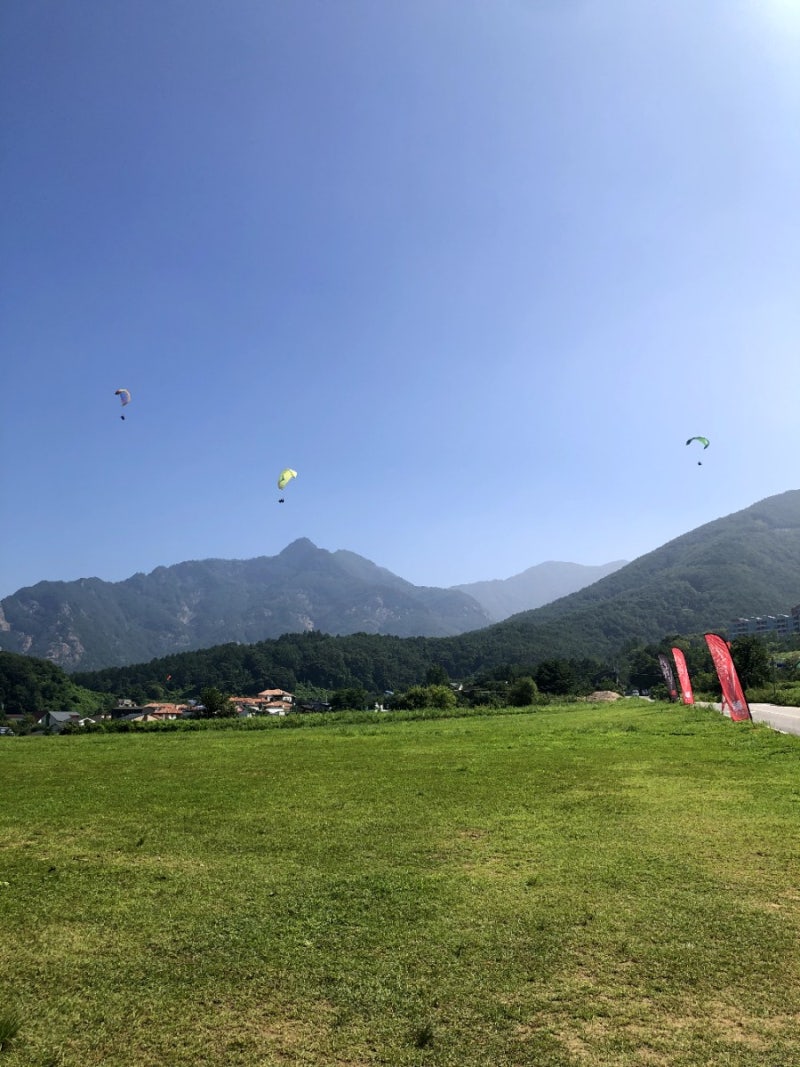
711 701 800 737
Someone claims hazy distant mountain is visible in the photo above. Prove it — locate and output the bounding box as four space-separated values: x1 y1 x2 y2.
0 540 631 673
0 539 495 671
453 560 627 621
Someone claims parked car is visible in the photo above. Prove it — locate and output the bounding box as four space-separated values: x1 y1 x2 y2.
0 726 15 736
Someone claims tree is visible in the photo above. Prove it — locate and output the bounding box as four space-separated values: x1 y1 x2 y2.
395 686 429 710
508 677 538 707
425 664 449 686
198 686 234 718
329 687 367 711
626 647 663 692
461 681 506 708
568 657 618 694
534 659 575 695
425 684 456 710
729 636 771 690
394 684 456 710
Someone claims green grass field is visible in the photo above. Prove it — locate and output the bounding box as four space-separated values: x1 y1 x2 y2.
2 702 800 1066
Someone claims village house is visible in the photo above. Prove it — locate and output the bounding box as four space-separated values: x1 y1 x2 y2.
108 692 297 721
109 700 192 721
229 689 295 717
140 703 188 721
36 711 96 732
257 688 294 714
110 699 144 720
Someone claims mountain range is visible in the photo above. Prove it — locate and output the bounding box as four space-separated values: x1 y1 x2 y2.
6 490 800 678
0 542 625 672
69 490 800 700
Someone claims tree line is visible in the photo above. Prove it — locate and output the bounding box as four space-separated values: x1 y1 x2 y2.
4 629 796 723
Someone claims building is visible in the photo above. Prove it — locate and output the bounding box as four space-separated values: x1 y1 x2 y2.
140 703 189 721
228 689 295 716
256 688 294 714
36 711 96 732
729 606 800 639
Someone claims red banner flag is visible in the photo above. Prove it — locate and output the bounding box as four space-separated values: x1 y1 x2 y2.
704 633 752 722
671 647 695 705
657 654 678 700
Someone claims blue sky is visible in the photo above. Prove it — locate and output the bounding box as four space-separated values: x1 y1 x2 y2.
2 1 799 600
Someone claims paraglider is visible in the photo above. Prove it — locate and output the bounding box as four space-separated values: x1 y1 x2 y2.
115 388 131 420
686 436 709 465
277 468 297 503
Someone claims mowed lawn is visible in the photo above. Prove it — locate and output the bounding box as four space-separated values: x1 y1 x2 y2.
2 703 800 1066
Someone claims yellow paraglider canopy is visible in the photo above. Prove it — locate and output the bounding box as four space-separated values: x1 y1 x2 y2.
277 468 297 502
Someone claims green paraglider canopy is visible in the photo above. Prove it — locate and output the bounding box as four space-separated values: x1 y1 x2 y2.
686 437 709 465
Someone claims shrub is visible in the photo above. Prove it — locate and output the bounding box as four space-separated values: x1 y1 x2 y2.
507 676 538 707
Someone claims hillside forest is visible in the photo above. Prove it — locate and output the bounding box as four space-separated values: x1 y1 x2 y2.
3 629 800 733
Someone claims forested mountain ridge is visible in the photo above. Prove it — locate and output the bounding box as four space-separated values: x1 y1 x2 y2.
523 489 800 625
476 488 800 665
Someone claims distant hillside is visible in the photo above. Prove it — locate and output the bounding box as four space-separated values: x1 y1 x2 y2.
0 650 108 717
0 539 493 671
453 560 627 621
471 489 800 664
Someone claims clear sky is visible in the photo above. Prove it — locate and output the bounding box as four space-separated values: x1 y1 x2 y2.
2 1 798 600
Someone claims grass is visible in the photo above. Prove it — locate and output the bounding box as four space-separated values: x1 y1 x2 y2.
748 682 800 706
1 701 800 1065
0 1008 21 1052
